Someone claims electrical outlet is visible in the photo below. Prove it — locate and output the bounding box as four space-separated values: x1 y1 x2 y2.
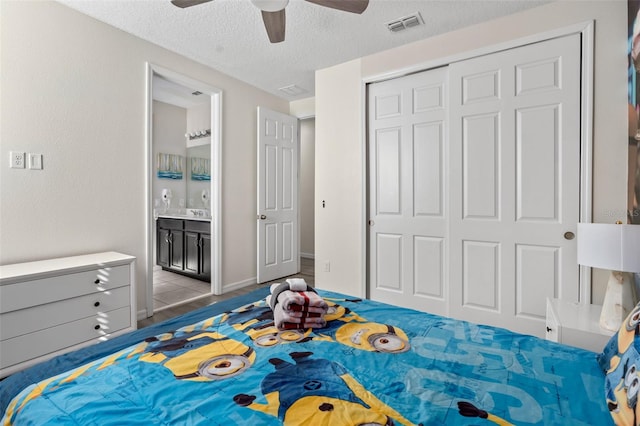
324 262 330 272
9 151 25 169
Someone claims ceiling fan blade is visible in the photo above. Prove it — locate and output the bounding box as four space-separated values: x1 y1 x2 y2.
171 0 213 9
304 0 368 14
261 9 286 43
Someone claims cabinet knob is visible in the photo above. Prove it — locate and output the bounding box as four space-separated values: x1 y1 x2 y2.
94 325 101 330
94 279 100 284
546 326 552 333
94 301 100 307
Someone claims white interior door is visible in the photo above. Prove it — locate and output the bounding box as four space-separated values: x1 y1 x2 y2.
368 66 449 316
448 34 581 336
257 107 299 283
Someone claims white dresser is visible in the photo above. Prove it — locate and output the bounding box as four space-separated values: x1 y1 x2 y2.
0 252 136 378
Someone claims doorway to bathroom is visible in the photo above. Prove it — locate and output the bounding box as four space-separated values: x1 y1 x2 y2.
145 63 222 317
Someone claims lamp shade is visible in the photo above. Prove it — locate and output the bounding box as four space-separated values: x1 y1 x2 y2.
577 223 640 272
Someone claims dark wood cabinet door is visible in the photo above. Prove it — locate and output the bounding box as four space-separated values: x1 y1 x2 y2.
200 233 212 280
169 230 184 271
185 231 199 275
157 228 171 268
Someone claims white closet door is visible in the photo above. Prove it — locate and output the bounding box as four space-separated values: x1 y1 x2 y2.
448 34 581 336
368 67 449 316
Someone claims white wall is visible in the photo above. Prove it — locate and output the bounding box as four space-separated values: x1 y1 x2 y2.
153 101 187 209
290 97 316 260
316 59 364 294
315 0 628 304
299 118 315 258
290 97 315 119
0 1 289 313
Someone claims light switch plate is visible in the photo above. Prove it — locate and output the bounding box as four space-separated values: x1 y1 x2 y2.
28 153 43 170
9 151 25 168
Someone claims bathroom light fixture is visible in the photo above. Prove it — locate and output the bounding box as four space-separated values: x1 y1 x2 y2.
185 129 211 140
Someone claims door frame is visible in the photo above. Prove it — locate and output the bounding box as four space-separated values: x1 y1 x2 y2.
362 21 595 304
144 63 223 318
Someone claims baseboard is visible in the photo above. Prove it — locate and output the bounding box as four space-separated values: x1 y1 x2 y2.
300 252 315 260
222 277 258 293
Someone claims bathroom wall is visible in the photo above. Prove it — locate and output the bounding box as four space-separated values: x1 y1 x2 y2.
153 100 188 211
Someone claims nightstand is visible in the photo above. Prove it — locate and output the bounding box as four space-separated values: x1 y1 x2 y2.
545 298 615 352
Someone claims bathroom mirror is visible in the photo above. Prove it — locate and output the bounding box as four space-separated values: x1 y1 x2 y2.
152 75 211 214
186 143 211 209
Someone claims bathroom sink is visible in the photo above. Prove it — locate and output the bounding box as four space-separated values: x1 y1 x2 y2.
186 209 209 218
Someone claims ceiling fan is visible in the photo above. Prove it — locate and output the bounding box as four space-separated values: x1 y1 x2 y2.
171 0 369 43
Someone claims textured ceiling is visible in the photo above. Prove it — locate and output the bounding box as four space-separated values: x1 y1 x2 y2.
57 0 550 101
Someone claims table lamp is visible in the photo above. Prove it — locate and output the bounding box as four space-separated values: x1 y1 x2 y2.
577 222 640 331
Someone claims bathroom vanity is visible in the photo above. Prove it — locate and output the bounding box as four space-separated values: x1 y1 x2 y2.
156 215 211 282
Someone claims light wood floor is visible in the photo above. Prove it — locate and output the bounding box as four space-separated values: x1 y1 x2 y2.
137 257 314 328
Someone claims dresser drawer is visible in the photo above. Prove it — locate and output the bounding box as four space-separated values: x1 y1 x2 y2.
0 306 131 369
1 286 130 341
0 264 130 313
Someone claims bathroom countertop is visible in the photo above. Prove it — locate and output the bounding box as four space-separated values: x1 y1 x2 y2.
156 214 211 222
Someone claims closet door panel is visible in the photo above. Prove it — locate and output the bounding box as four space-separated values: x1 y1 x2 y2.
368 66 449 316
449 33 581 337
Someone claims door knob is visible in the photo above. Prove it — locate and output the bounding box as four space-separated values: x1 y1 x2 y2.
259 215 267 220
368 219 374 226
563 231 575 240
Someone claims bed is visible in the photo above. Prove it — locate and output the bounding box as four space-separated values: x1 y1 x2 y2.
0 287 616 425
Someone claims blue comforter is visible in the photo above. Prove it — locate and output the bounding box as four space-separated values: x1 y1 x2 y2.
1 290 610 425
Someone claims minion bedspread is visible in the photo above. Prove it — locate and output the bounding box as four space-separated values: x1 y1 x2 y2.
2 290 610 425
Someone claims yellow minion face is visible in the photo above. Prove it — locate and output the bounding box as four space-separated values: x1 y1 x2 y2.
335 322 410 353
140 331 255 381
248 326 312 348
609 363 640 425
283 396 392 426
324 302 347 322
619 306 640 354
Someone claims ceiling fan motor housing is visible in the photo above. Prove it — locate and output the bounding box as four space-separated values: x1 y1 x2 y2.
251 0 289 12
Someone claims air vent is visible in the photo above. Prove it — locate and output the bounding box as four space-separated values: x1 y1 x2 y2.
386 12 423 33
278 84 308 97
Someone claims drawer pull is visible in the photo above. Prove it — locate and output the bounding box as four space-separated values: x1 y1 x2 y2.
94 301 100 307
94 325 101 330
94 279 100 284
